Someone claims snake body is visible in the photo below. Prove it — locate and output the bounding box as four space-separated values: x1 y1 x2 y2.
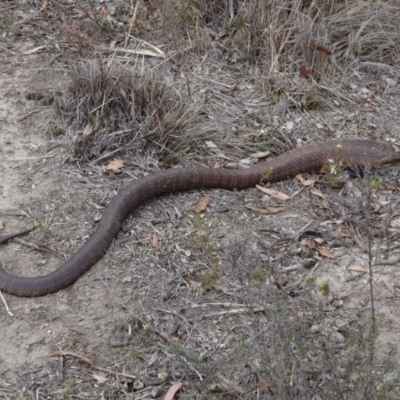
1 139 399 297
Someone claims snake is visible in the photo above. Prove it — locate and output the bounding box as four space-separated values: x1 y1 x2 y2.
1 138 400 297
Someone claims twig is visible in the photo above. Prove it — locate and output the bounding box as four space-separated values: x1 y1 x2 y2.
50 351 92 365
27 53 61 84
124 0 140 47
90 147 124 165
365 185 376 334
13 154 56 161
0 209 30 217
93 365 136 379
0 229 32 245
12 238 42 251
162 348 203 382
52 344 136 380
0 291 14 317
359 61 400 78
205 306 266 317
18 108 43 122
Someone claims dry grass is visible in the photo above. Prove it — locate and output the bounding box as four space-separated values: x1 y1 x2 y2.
51 0 400 164
161 1 400 71
3 0 400 399
52 62 215 165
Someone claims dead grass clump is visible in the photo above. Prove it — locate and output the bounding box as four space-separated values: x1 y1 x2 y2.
212 239 400 399
181 0 400 72
52 62 209 164
246 302 399 399
327 2 400 64
126 233 400 399
187 0 235 26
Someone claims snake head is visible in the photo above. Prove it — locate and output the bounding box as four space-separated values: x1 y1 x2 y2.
376 151 400 167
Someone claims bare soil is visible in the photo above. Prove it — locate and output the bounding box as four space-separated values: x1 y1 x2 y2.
2 1 400 399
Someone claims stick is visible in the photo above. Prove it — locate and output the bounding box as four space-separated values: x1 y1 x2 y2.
0 229 32 245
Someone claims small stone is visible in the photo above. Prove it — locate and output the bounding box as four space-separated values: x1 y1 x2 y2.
310 324 320 334
330 332 345 343
384 77 397 86
134 381 144 390
332 299 344 308
157 372 169 383
151 386 163 398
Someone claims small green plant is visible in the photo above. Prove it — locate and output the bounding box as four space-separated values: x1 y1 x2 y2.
302 86 326 111
144 326 154 336
170 344 202 366
324 158 348 177
368 177 382 189
364 322 378 343
304 94 324 110
184 231 218 252
198 233 209 247
165 153 182 165
261 168 274 181
223 21 234 35
63 379 76 396
99 20 113 34
304 276 316 285
266 92 277 105
4 13 15 28
183 213 219 253
211 256 220 264
322 155 353 186
252 269 267 284
65 235 76 247
319 282 330 297
47 125 65 138
202 269 218 288
129 315 149 332
238 339 251 352
121 347 140 364
32 219 47 232
245 127 270 142
102 388 118 399
286 331 294 342
300 302 308 311
385 138 395 148
234 14 246 30
13 394 28 400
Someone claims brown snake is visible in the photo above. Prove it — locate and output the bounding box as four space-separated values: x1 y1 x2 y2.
1 139 400 297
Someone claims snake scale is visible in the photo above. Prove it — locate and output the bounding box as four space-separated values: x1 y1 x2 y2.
1 139 400 297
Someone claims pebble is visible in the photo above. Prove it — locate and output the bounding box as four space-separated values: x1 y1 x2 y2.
310 324 320 334
330 331 345 343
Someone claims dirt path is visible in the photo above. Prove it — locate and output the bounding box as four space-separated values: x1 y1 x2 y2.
0 56 63 376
